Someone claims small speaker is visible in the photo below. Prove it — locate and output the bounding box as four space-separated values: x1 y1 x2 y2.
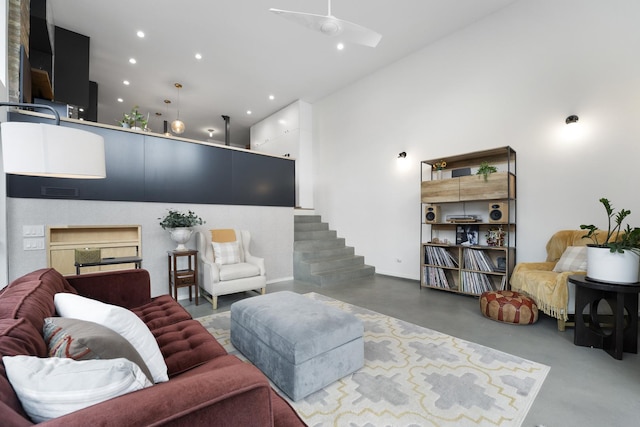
489 202 508 223
425 205 440 224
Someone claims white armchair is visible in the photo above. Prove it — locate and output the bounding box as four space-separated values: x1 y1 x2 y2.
196 229 266 309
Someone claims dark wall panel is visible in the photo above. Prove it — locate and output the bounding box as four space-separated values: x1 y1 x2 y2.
6 114 294 207
6 114 145 201
231 150 295 206
143 136 233 204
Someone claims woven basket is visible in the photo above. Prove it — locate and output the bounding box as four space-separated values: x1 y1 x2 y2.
74 248 101 264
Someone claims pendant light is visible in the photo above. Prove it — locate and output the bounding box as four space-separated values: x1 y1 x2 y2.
171 83 185 134
163 99 172 136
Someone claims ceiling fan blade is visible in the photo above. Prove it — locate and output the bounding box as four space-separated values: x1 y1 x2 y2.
330 16 382 47
269 8 382 48
269 9 333 33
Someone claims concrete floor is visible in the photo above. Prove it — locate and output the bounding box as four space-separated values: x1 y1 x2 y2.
180 274 640 427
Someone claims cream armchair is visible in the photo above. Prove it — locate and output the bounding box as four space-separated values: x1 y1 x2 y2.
510 230 588 331
196 229 266 309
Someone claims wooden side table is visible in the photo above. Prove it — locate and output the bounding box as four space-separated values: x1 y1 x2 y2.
569 274 640 360
167 250 198 305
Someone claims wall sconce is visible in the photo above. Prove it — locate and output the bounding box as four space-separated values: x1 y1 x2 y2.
565 115 579 125
398 151 407 159
0 102 106 179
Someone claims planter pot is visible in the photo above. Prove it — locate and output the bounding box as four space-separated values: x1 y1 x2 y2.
169 227 193 251
586 246 640 284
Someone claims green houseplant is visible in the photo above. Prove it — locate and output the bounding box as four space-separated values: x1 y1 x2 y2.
118 106 148 130
580 198 640 283
159 209 205 230
476 161 498 182
159 209 205 251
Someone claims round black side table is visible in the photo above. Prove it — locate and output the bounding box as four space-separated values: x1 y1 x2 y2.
569 274 640 360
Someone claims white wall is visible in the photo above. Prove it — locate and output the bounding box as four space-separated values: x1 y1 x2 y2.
6 198 293 296
312 0 640 279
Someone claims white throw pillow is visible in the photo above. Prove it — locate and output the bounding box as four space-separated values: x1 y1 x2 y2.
54 293 168 383
212 241 241 265
3 355 152 423
553 246 588 272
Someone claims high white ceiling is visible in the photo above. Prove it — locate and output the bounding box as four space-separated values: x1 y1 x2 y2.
49 0 517 146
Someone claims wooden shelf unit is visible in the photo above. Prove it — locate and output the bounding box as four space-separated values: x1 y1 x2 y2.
420 146 516 296
47 225 142 275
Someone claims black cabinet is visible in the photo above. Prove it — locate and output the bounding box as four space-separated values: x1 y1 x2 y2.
6 113 295 208
54 27 90 109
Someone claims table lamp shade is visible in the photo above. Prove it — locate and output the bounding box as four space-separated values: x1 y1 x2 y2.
1 122 106 179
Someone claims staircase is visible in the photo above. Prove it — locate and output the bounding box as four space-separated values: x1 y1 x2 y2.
294 215 375 286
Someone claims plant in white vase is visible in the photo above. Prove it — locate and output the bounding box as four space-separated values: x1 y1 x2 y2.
580 198 640 283
159 209 205 251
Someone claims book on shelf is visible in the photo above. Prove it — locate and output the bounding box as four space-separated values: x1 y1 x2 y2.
424 245 458 267
423 266 452 289
463 248 497 272
460 271 494 294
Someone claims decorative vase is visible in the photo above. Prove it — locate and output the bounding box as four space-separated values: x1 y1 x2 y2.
436 170 442 180
586 246 640 284
169 227 193 251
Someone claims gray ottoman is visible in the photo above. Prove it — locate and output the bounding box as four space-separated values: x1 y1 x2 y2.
230 291 364 401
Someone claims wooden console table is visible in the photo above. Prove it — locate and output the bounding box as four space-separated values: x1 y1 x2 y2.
75 256 143 275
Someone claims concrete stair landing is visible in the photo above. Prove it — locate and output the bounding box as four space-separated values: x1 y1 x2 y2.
294 215 375 286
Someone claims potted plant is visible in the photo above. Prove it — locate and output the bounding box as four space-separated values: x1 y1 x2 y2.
476 161 498 182
580 197 640 283
118 106 148 130
159 209 205 251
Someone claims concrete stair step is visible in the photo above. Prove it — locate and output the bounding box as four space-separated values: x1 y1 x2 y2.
293 215 322 224
294 238 345 252
308 254 366 274
294 222 329 232
294 246 355 263
294 253 365 282
312 264 376 286
294 229 337 241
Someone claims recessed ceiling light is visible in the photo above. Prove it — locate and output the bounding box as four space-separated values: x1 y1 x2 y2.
129 58 137 64
123 80 130 85
117 98 124 103
269 94 275 100
246 110 252 115
79 108 84 112
278 119 286 125
136 31 145 38
337 43 345 50
195 53 202 60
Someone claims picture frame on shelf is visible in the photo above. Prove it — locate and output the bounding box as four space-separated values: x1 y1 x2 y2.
456 225 479 246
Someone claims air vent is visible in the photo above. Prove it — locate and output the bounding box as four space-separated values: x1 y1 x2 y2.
41 186 79 198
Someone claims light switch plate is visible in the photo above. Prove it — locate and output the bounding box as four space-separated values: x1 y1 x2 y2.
23 238 45 251
22 225 45 237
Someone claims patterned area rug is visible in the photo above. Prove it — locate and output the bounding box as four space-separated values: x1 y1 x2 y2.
196 293 549 427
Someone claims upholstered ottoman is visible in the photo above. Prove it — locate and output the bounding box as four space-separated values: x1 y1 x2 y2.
230 291 364 401
480 290 539 325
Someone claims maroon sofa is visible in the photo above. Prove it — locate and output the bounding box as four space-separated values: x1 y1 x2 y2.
0 268 306 427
